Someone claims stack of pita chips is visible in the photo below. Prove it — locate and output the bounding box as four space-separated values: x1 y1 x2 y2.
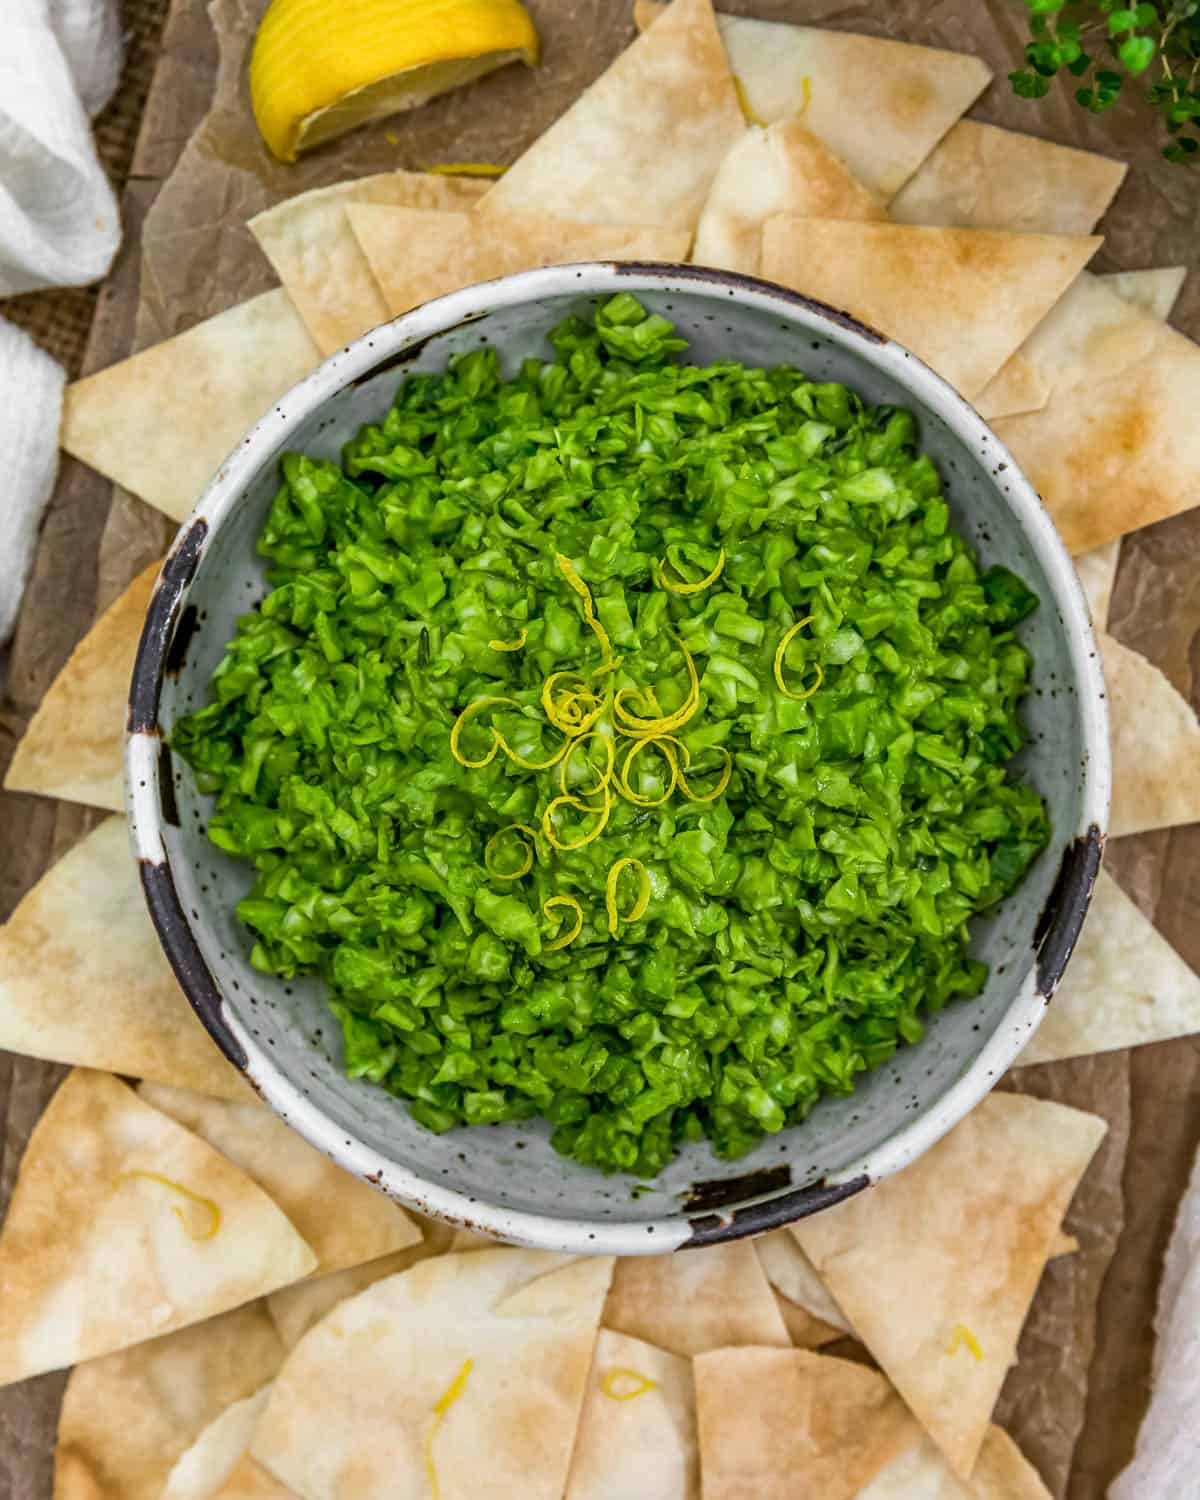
2 0 1200 1493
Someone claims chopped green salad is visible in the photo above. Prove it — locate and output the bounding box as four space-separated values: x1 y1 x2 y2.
174 294 1049 1176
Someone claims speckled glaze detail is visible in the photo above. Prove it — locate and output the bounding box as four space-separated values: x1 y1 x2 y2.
126 262 1110 1256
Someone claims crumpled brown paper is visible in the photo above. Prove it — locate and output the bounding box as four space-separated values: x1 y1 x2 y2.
2 0 1198 1496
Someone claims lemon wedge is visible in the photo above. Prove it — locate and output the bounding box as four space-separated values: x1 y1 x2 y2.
250 0 540 162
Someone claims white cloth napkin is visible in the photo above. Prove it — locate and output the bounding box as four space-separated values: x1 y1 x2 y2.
0 0 123 296
1110 1142 1200 1497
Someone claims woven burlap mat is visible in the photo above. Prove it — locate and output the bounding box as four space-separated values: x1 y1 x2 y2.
0 0 171 377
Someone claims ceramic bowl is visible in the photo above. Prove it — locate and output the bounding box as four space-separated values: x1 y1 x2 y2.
127 263 1109 1254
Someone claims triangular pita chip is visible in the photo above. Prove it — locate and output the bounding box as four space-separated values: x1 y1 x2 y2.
692 121 884 274
348 204 691 319
252 1250 613 1500
480 0 743 231
773 1290 843 1350
138 1082 422 1278
0 1071 317 1385
1098 266 1187 322
1075 540 1120 628
213 1458 299 1500
791 1092 1106 1477
265 1238 448 1351
55 1301 285 1500
760 218 1100 400
565 1328 699 1500
978 266 1185 426
4 559 159 812
162 1387 273 1500
1102 630 1200 836
889 120 1125 235
61 289 320 523
0 817 252 1100
754 1229 851 1334
989 274 1200 552
694 1348 918 1500
636 2 991 200
603 1240 790 1356
856 1425 1051 1499
248 172 488 355
1018 869 1200 1067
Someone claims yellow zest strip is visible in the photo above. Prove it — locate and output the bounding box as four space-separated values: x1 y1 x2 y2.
798 76 812 115
427 162 506 177
484 824 537 881
677 745 733 805
605 858 651 939
614 638 700 739
123 1171 221 1241
560 730 615 800
494 731 569 773
542 671 606 737
449 696 518 769
617 736 679 809
946 1325 984 1361
601 1366 660 1402
544 895 585 952
773 617 823 702
732 76 766 129
425 1358 474 1500
555 553 614 670
488 629 528 652
659 547 727 597
543 790 612 852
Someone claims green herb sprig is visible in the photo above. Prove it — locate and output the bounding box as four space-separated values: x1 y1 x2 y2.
1010 0 1200 162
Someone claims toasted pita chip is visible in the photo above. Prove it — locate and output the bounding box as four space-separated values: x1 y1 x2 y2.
636 3 991 200
1052 1230 1079 1259
1075 541 1120 628
977 266 1185 425
4 559 159 812
760 218 1100 400
695 1348 918 1500
249 173 488 355
1019 869 1200 1067
1102 630 1200 837
0 1071 317 1386
138 1083 421 1278
889 121 1125 235
0 817 252 1100
61 289 320 523
162 1387 273 1500
791 1093 1106 1477
772 1291 844 1350
265 1234 450 1350
54 1302 285 1500
348 204 691 318
692 121 884 274
856 1425 1051 1499
754 1230 851 1334
213 1458 299 1500
603 1240 790 1357
565 1329 698 1500
480 0 743 232
252 1250 612 1500
988 274 1200 553
1098 266 1187 321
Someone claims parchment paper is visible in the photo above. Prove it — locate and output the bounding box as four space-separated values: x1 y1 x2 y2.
2 1 1198 1496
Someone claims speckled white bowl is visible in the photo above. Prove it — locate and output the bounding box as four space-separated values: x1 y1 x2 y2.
127 263 1109 1254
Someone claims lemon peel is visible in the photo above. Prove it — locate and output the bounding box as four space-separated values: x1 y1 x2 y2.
560 730 615 800
946 1324 984 1361
658 546 726 596
542 671 605 737
122 1170 221 1240
617 736 680 808
555 553 614 670
427 162 507 176
449 695 517 768
606 858 651 938
426 1358 474 1500
543 895 585 951
484 823 536 879
250 0 539 163
601 1367 659 1401
677 744 733 804
732 76 767 129
614 638 700 738
773 617 823 702
543 790 612 852
488 628 527 651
